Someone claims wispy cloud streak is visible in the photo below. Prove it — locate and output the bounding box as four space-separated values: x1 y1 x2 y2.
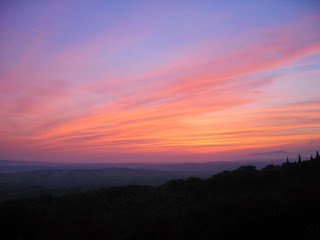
0 2 319 161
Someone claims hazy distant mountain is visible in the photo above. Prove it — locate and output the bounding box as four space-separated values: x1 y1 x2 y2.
0 159 284 173
248 150 299 159
0 160 64 173
250 150 290 155
0 160 58 166
0 168 212 200
0 158 287 200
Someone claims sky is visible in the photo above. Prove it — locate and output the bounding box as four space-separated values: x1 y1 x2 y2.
0 0 320 163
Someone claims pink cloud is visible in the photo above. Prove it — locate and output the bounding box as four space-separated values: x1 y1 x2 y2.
1 14 320 161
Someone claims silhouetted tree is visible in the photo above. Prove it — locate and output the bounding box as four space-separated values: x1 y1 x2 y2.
310 155 313 161
317 151 320 160
286 157 289 164
298 155 302 163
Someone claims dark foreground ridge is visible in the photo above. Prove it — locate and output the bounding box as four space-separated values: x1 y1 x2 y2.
1 151 320 240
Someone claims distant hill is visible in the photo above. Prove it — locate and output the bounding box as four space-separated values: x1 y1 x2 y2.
1 152 320 239
250 150 292 156
248 150 299 159
0 168 211 200
0 159 285 200
0 159 283 173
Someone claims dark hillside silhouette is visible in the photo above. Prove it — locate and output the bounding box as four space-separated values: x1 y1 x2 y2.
1 151 320 240
0 168 213 201
0 160 285 200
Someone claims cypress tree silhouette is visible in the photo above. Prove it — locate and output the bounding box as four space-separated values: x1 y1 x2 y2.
317 151 320 160
310 155 313 161
286 157 289 164
298 155 302 163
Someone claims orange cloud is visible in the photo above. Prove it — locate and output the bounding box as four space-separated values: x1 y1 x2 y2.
1 14 320 161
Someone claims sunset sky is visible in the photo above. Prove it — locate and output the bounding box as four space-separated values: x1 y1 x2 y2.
1 0 320 163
